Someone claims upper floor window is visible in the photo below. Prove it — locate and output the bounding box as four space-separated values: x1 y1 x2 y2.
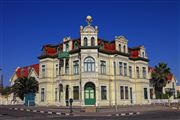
142 67 146 79
100 61 106 74
136 67 140 78
124 63 127 76
73 60 79 75
84 57 95 72
91 37 95 46
65 60 69 74
123 45 126 53
119 62 123 75
42 65 46 78
55 64 59 76
129 66 132 78
84 37 88 46
119 44 121 52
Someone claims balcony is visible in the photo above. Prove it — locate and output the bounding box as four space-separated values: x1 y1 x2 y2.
58 52 69 59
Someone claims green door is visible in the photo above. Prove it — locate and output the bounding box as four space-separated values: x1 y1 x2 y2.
84 84 96 105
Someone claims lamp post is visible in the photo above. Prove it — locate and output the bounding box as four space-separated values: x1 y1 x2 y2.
113 54 118 111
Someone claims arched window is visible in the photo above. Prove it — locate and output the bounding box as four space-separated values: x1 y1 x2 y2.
119 44 121 52
84 37 88 46
84 57 95 72
91 37 95 46
123 45 126 53
142 52 145 58
65 43 69 52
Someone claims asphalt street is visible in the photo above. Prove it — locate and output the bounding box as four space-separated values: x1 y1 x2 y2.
0 106 180 120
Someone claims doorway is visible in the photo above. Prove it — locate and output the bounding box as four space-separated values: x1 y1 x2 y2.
84 82 96 105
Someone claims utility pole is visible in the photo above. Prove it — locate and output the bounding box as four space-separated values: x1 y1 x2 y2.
114 54 118 111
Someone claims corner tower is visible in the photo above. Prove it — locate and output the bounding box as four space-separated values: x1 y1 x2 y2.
80 16 98 47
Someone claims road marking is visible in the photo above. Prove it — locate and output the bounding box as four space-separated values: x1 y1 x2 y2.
26 109 30 112
48 111 52 114
56 112 61 115
136 112 140 114
33 110 37 112
20 108 24 111
40 111 44 113
121 113 126 116
129 112 133 115
14 108 18 110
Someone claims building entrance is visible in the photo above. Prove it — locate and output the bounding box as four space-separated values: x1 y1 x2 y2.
84 82 96 105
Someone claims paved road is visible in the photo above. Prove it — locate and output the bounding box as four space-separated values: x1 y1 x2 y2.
0 106 179 120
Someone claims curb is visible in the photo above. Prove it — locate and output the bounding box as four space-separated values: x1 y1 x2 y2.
113 112 140 116
9 107 72 116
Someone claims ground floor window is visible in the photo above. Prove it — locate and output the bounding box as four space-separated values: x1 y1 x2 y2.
41 88 45 102
144 88 148 99
73 86 79 100
101 86 107 100
55 88 57 102
125 86 129 99
120 86 124 99
150 88 153 99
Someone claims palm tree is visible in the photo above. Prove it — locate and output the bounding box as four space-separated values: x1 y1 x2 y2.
11 77 38 100
150 63 171 99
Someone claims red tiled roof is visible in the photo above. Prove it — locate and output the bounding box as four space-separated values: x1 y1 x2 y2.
166 73 173 81
44 46 57 55
129 49 139 58
148 66 154 73
16 64 39 78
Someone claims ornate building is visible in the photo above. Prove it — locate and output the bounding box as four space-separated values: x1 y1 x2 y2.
36 16 150 106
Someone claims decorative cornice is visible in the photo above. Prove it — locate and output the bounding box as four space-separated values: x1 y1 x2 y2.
129 57 149 62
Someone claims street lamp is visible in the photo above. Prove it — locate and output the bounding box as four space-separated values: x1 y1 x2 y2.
113 54 118 111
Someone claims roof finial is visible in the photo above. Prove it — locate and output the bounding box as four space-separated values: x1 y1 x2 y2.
86 15 92 26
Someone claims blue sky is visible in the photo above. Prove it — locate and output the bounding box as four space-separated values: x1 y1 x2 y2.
0 0 179 86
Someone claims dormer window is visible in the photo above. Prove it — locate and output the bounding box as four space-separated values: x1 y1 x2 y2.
84 37 88 46
91 37 95 46
74 41 78 49
21 69 24 76
100 42 104 49
65 43 69 52
123 45 126 53
119 44 121 52
28 67 31 74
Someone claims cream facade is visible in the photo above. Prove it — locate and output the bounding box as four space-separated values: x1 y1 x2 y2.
37 16 151 106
